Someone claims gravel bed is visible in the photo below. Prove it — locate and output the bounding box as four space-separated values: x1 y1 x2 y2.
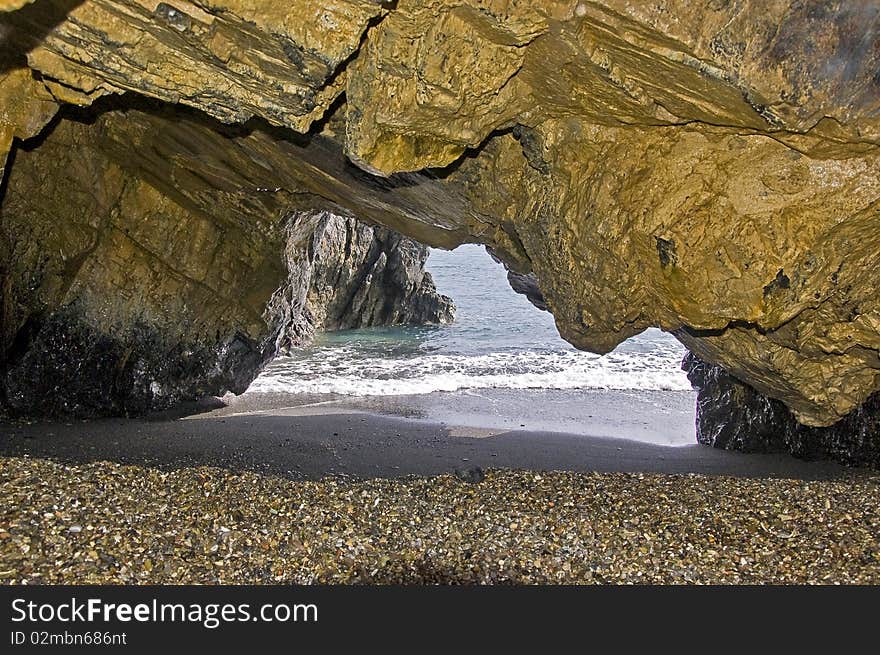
1 456 878 584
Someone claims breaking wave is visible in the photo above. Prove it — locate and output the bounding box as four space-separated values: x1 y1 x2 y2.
247 245 690 397
248 343 689 396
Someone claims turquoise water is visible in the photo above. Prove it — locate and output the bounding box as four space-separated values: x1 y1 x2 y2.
250 245 689 395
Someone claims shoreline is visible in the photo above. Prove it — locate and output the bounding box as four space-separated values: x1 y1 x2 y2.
218 388 698 447
0 389 864 481
2 389 877 584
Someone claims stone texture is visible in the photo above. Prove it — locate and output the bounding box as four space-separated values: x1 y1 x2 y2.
0 1 879 435
347 0 880 428
451 121 880 428
0 106 453 417
270 209 454 353
684 352 880 468
504 269 548 313
3 0 385 130
0 109 288 416
0 1 35 13
0 64 58 184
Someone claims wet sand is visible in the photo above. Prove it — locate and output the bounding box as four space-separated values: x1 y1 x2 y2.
223 388 699 446
3 390 877 585
0 390 861 480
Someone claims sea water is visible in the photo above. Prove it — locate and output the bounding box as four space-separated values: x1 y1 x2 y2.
249 245 690 396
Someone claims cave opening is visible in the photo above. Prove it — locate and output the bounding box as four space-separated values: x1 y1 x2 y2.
243 243 696 448
3 0 878 590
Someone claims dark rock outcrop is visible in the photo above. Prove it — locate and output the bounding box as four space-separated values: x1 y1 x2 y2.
0 110 453 419
270 209 454 353
505 270 548 313
683 352 880 467
1 305 271 418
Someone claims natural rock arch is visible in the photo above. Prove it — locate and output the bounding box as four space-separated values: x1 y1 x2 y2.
1 1 879 462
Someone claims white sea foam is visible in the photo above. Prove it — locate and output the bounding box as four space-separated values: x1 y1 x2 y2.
247 347 691 396
247 246 692 398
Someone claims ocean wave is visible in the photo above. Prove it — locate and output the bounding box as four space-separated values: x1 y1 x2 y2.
247 348 690 396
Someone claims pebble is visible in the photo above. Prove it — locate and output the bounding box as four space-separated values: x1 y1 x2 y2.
1 456 878 584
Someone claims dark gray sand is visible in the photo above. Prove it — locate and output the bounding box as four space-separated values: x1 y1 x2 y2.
0 390 861 480
223 388 699 446
2 390 878 584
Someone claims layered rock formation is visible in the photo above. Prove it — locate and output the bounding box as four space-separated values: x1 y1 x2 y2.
271 210 454 353
1 1 879 456
0 104 452 416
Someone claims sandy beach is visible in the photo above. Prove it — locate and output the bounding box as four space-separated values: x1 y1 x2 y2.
2 390 878 584
0 389 860 480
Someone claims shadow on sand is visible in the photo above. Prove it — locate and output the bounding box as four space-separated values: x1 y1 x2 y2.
0 410 861 482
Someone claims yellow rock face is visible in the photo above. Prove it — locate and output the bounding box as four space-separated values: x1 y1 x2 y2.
0 66 58 180
6 0 385 128
0 1 35 12
446 121 880 426
0 111 288 360
2 0 879 425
